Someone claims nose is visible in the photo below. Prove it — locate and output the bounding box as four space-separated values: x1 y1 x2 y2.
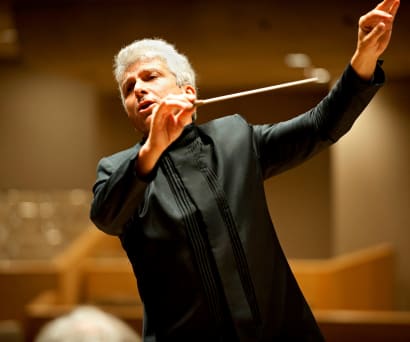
133 79 148 97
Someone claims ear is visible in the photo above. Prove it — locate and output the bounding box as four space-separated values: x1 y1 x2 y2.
183 85 196 96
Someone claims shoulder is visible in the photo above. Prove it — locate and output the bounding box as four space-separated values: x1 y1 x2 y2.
199 114 250 135
197 114 256 155
98 144 140 172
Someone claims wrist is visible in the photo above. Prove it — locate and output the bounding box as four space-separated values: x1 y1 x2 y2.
350 50 378 81
135 142 162 177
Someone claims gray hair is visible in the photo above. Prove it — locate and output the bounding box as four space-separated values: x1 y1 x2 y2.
114 38 196 101
35 306 141 342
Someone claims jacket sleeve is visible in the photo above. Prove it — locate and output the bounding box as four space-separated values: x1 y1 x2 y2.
254 62 385 179
90 147 151 236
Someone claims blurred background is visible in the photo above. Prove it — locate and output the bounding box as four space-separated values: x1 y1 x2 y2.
0 0 409 341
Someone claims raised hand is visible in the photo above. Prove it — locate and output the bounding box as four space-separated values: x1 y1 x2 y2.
136 92 196 176
351 0 400 80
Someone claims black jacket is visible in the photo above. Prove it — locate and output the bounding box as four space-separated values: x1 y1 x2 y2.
90 64 384 341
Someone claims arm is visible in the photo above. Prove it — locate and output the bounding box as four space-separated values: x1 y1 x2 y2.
91 93 196 235
256 63 384 178
90 147 150 235
255 0 399 178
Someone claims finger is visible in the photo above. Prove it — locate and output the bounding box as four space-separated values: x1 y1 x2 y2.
364 21 388 44
363 9 394 23
389 0 400 18
359 10 393 33
161 94 195 107
162 99 195 114
151 100 191 130
173 99 196 121
174 110 195 128
183 93 197 103
376 0 400 17
376 0 395 12
162 107 193 134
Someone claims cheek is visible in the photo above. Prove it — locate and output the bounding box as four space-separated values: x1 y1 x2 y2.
158 80 181 95
124 99 135 116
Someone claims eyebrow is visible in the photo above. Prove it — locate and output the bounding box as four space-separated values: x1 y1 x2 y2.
122 67 163 88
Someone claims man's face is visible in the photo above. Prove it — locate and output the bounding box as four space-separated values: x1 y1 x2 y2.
121 57 191 135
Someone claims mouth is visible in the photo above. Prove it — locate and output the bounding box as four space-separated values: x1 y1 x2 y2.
138 100 156 114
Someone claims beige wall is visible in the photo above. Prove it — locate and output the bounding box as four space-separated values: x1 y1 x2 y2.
332 79 410 309
0 66 100 189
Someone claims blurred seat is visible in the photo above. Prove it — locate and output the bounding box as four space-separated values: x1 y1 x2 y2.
0 320 24 342
290 243 395 310
290 243 410 342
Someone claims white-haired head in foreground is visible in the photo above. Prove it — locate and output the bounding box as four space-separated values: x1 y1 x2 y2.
35 306 141 342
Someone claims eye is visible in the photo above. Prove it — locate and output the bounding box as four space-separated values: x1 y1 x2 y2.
123 81 135 95
146 72 158 81
142 69 160 80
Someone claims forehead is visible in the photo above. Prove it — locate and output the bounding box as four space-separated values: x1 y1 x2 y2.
124 57 171 77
